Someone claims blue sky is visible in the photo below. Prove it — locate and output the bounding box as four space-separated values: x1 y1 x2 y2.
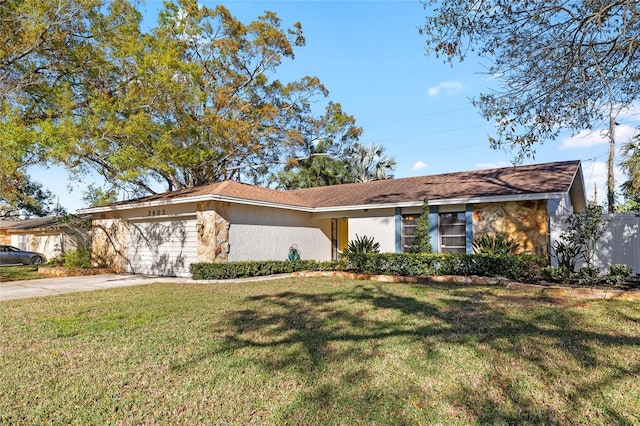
30 0 639 212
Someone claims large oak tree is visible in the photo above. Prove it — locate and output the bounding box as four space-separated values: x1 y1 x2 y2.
1 0 361 207
421 0 640 210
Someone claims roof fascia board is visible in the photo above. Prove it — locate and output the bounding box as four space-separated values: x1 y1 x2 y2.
80 191 569 215
79 194 312 214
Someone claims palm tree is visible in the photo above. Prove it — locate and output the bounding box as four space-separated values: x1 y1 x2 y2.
347 143 396 182
620 137 640 199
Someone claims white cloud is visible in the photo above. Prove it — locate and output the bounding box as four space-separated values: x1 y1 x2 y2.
428 81 463 97
616 103 640 121
560 124 639 149
411 161 428 171
582 161 626 204
560 129 607 149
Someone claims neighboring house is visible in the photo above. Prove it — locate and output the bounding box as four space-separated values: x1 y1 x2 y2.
79 160 586 277
0 216 90 261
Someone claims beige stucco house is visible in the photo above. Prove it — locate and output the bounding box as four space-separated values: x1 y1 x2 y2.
0 216 90 261
79 160 586 277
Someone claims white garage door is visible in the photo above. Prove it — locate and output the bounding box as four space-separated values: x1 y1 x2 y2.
126 217 197 277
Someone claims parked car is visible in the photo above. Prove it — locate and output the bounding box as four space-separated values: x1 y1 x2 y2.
0 245 46 265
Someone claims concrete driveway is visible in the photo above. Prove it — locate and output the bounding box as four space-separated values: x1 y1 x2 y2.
0 274 193 301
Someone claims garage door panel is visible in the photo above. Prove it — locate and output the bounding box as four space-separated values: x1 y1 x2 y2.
127 218 197 277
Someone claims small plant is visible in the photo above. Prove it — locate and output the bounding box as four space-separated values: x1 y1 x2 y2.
472 233 520 255
609 263 633 278
603 264 633 286
343 234 380 255
577 266 601 286
551 239 582 271
409 198 432 253
63 246 92 269
562 205 608 269
541 265 574 284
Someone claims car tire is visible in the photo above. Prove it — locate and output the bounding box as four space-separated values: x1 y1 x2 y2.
30 256 44 265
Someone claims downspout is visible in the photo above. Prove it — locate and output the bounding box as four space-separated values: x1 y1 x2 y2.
465 205 473 254
395 208 403 253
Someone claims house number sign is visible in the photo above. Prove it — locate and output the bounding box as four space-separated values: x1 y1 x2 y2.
148 209 167 217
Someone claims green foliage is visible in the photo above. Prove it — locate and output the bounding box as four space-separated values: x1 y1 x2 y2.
63 246 93 269
541 262 633 287
562 205 608 269
0 174 57 219
342 252 547 283
620 138 640 205
343 235 380 255
551 239 582 272
409 198 432 253
190 260 339 280
609 264 633 278
271 141 352 189
602 264 633 286
421 1 640 161
2 0 362 199
541 266 574 285
577 266 601 286
472 233 520 255
345 142 396 183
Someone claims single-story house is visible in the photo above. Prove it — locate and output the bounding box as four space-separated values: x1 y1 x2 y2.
0 216 91 261
79 160 586 277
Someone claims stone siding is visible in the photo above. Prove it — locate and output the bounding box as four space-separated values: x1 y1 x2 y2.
196 201 230 262
91 214 129 272
473 201 548 256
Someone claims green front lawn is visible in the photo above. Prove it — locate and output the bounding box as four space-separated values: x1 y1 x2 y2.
1 277 639 424
0 265 43 282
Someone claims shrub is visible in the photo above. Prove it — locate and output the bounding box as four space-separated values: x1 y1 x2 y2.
609 263 633 278
472 233 520 255
552 240 581 271
343 235 380 255
408 198 432 253
191 253 547 282
562 205 608 269
342 252 546 282
63 246 92 269
541 265 574 284
577 266 601 286
190 260 339 280
602 264 633 286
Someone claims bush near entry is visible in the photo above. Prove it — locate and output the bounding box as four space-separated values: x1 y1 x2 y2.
190 253 547 283
190 260 340 280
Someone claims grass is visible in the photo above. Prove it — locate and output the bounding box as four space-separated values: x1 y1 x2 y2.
1 277 639 425
0 265 43 282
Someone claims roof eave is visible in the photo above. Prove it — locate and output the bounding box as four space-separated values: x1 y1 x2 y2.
309 192 571 212
78 194 313 214
80 191 571 215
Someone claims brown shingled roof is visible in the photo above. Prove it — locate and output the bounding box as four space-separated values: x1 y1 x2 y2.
105 180 312 208
291 160 582 207
91 160 581 210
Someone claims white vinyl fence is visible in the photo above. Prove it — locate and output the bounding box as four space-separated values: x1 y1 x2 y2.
549 213 640 275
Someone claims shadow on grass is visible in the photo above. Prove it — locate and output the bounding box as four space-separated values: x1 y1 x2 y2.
218 280 640 423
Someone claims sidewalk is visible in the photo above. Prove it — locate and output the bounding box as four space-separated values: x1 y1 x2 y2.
0 274 192 301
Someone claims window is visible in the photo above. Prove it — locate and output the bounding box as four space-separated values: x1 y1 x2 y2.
402 215 417 252
439 212 466 254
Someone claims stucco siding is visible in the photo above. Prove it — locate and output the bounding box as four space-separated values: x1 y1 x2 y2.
347 212 396 253
228 204 331 261
547 194 572 215
11 232 83 261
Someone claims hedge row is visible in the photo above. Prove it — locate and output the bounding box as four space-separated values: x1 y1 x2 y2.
190 253 548 282
343 253 547 283
189 260 340 280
